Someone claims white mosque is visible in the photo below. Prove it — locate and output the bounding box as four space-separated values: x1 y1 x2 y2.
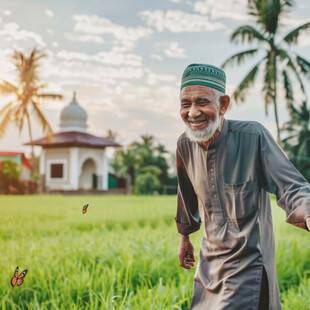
26 92 121 192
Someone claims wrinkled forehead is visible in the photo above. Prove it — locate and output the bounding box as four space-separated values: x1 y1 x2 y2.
180 85 217 99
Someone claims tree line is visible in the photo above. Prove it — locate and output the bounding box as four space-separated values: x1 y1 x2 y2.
111 134 177 195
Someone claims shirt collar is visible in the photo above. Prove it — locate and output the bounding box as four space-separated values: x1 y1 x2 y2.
209 118 228 148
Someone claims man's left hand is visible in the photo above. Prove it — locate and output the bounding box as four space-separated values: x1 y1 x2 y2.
306 217 310 231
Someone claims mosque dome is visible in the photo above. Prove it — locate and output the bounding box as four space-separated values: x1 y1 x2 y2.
59 92 87 132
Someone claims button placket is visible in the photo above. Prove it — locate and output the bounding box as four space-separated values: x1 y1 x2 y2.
207 149 224 223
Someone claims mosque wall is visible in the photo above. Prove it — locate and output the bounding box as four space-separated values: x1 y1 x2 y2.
44 148 71 190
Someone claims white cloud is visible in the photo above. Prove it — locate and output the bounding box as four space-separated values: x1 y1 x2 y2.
43 56 144 82
194 0 249 21
45 9 54 18
164 41 187 58
151 54 163 61
0 17 2 23
146 72 177 86
2 10 11 16
52 41 58 47
70 15 153 51
169 0 181 3
64 32 104 44
56 50 143 67
0 23 46 47
139 10 225 32
47 28 54 34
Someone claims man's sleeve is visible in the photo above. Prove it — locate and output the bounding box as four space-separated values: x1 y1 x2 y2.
175 146 201 235
259 128 310 231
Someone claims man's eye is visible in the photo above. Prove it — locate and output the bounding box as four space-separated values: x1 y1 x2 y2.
181 103 190 108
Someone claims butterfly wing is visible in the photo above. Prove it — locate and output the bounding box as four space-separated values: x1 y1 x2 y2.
82 204 89 214
16 270 27 286
11 266 19 287
11 277 17 287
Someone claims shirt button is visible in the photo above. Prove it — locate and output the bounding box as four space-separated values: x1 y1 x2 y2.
212 185 215 188
210 168 214 172
213 194 217 198
211 177 214 181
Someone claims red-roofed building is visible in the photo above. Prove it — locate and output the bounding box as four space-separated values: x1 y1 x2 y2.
24 92 121 192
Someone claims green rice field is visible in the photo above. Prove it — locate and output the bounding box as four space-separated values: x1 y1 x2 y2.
0 195 309 309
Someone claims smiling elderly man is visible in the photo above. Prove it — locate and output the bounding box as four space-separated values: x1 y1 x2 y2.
175 63 310 310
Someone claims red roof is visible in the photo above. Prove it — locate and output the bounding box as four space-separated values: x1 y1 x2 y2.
0 152 31 169
24 131 121 149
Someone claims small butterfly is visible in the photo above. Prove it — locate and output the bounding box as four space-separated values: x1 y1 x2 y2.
11 266 28 287
82 203 89 214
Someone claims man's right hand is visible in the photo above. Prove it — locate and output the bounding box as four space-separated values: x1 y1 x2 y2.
178 235 196 269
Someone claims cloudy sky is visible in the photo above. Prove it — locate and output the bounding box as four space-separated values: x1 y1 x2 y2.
0 0 309 156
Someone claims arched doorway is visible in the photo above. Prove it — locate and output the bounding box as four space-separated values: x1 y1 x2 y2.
79 158 97 190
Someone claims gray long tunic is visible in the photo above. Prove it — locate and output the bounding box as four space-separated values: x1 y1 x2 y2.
175 119 310 310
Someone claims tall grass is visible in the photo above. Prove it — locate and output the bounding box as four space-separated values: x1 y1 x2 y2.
0 195 309 309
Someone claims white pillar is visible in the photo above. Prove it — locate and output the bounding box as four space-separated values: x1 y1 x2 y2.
39 149 46 175
101 149 108 190
70 147 79 190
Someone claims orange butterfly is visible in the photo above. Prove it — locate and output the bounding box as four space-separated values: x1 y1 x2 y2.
11 266 28 287
82 203 89 214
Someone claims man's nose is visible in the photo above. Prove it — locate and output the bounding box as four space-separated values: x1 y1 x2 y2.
188 105 201 118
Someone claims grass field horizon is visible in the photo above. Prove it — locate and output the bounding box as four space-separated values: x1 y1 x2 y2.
0 195 309 309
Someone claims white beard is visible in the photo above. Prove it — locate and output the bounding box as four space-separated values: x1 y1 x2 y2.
185 113 222 143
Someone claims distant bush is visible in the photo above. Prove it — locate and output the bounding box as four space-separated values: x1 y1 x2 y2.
0 159 24 194
134 172 161 195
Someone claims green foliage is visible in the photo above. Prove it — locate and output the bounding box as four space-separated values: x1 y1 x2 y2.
0 160 22 194
134 171 161 195
111 135 177 194
0 195 308 309
281 101 310 181
1 159 22 179
222 0 310 140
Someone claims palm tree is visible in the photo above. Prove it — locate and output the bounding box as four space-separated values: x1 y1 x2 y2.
281 101 310 181
103 129 118 142
222 0 310 141
111 147 142 193
0 48 63 172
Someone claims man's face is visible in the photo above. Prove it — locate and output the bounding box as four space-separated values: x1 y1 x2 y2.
180 85 221 141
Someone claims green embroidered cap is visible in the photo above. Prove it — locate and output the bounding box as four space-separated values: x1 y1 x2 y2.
181 63 226 93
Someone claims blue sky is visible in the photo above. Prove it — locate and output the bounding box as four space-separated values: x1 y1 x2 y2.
0 0 309 156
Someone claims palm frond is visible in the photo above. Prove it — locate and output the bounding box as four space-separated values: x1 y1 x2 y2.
31 100 53 135
231 61 261 103
296 55 310 75
247 0 283 35
221 48 259 68
282 22 310 45
36 93 63 101
0 101 14 116
0 80 18 95
277 49 306 95
231 25 267 44
18 111 25 133
282 69 294 109
262 54 275 115
0 107 13 138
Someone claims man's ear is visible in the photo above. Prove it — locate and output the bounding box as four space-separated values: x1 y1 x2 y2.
219 95 230 115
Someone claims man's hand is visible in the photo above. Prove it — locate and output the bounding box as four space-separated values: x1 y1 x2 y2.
306 217 310 231
178 235 196 269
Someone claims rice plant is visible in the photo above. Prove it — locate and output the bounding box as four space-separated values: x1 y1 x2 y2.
0 195 308 309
